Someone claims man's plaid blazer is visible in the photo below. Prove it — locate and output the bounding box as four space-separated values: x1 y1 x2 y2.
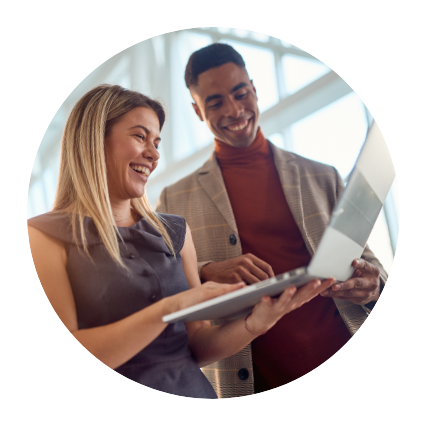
156 141 388 398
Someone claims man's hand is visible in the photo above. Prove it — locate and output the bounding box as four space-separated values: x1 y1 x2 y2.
320 258 381 305
200 254 275 284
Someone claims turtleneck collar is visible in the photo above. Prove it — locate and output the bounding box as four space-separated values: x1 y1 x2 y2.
214 128 270 166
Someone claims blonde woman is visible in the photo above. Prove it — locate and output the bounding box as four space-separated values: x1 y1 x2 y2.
28 84 333 398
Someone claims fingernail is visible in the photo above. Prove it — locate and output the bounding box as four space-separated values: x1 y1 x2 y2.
333 284 341 291
312 280 321 288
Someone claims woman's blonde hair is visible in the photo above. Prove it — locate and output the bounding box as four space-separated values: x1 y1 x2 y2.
53 84 174 267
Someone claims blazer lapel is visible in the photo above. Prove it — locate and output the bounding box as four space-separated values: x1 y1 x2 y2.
197 153 238 233
269 142 315 256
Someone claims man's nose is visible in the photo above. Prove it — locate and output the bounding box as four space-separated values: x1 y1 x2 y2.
226 99 243 118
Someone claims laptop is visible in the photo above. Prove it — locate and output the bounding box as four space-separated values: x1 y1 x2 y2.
163 121 395 323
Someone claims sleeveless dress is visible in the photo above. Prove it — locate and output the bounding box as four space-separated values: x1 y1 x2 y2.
28 212 217 399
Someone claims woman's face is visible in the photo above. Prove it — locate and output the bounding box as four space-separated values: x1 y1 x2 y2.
105 107 161 202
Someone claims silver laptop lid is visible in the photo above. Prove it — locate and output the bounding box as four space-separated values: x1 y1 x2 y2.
308 121 395 281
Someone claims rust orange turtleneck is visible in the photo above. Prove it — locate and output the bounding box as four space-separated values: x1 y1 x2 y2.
215 128 351 392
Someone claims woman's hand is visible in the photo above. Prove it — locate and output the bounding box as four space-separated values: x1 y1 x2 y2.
164 281 245 316
245 278 335 336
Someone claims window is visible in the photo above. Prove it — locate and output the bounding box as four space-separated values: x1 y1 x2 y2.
282 54 330 96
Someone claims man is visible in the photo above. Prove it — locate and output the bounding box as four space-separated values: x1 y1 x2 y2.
156 43 387 398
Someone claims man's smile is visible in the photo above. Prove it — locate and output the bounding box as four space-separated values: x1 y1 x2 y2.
223 118 253 133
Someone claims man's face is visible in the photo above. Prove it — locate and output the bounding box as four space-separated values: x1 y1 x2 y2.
190 62 259 148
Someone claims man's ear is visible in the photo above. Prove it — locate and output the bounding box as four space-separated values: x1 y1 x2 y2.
250 79 257 96
192 102 204 122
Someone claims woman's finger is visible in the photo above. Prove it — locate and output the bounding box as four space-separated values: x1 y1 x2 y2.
275 286 297 308
208 281 245 297
292 278 334 306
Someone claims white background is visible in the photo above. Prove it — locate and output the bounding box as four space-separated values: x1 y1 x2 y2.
1 0 426 425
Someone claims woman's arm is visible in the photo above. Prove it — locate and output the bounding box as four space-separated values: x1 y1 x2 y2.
182 223 334 367
28 225 243 370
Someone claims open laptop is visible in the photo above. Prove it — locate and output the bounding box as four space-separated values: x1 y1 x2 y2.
163 121 395 323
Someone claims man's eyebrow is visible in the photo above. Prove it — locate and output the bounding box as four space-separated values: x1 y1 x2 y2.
204 83 249 105
128 125 161 141
204 94 222 105
231 82 248 93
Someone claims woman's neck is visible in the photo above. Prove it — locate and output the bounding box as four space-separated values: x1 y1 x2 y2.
110 198 136 227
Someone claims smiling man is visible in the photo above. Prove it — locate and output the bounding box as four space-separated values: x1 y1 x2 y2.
156 43 387 398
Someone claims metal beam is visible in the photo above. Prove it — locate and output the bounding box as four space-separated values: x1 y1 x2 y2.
34 51 130 179
259 70 353 136
183 28 317 60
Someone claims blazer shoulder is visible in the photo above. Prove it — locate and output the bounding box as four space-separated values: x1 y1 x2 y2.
161 154 216 196
288 150 338 174
160 170 200 201
269 141 335 171
269 143 341 190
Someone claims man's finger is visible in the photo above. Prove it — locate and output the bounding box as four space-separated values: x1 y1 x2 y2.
323 289 376 300
331 277 376 292
352 258 380 276
240 269 261 285
247 254 275 278
246 263 271 282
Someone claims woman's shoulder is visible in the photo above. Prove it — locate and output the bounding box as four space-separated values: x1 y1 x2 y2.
157 213 186 227
28 211 75 244
156 213 187 254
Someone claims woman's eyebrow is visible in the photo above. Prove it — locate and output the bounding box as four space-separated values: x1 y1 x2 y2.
128 125 161 141
128 125 150 133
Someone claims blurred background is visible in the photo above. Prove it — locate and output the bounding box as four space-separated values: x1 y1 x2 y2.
27 27 398 272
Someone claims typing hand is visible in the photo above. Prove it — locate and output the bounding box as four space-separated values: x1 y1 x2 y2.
200 254 274 284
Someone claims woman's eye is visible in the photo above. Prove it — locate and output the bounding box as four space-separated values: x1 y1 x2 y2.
136 134 145 140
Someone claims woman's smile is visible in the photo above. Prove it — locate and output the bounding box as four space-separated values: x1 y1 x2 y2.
129 163 152 183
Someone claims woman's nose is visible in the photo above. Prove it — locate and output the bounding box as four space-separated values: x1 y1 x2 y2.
143 143 160 162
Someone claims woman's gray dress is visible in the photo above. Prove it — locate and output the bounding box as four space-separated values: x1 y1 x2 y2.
28 212 217 399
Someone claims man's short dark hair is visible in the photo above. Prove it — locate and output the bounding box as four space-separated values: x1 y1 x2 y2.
184 43 246 88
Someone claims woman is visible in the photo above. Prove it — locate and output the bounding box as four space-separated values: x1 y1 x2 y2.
28 84 333 398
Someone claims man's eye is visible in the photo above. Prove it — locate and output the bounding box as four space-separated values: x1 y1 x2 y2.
136 135 145 140
235 92 248 100
209 102 221 109
154 144 160 150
